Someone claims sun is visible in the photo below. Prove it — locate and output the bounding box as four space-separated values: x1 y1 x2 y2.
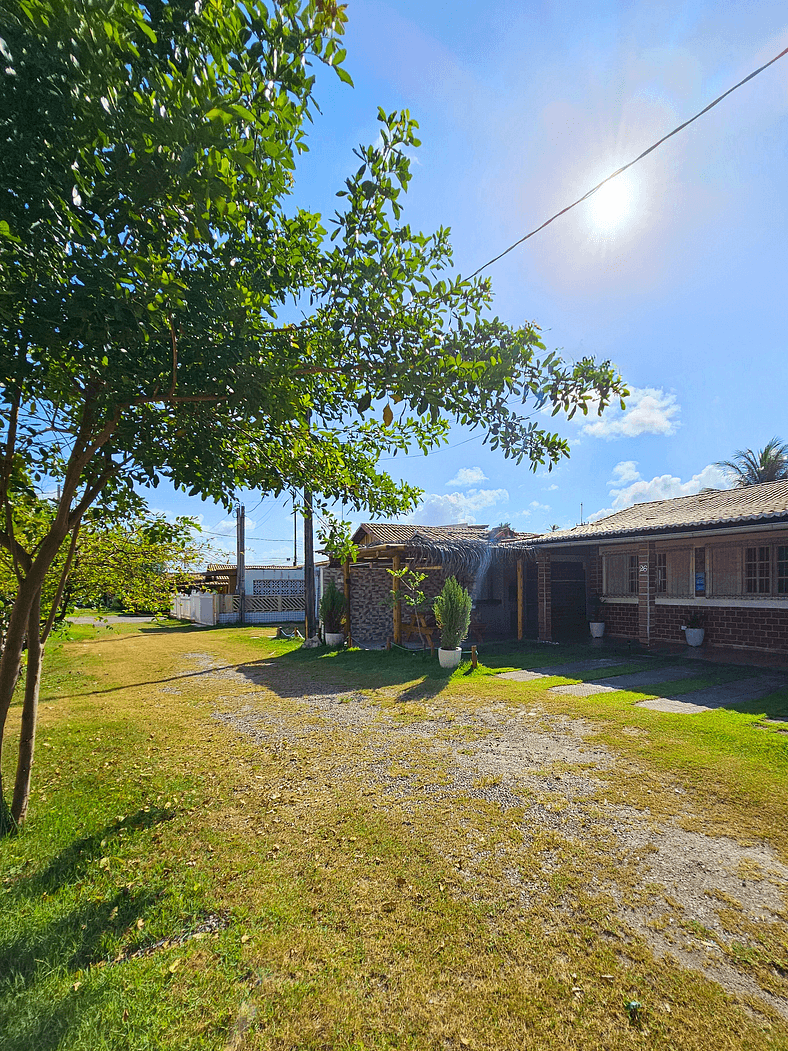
586 174 636 233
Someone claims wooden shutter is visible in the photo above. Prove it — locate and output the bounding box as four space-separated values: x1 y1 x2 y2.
666 549 691 597
604 553 628 596
712 545 742 597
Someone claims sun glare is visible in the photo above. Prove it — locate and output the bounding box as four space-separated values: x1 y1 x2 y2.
586 175 636 233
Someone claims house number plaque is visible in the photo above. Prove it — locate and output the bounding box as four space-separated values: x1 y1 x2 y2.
639 563 649 574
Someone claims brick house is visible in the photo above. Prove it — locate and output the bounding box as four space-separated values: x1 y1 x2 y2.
528 480 788 654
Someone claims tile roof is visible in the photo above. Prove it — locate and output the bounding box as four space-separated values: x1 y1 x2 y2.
531 480 788 544
355 523 490 547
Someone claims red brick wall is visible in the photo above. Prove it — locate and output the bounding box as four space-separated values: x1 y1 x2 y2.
652 604 788 653
604 602 639 639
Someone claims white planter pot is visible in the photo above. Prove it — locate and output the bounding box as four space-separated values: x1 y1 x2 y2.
684 627 705 647
324 631 344 647
589 621 605 639
438 647 462 670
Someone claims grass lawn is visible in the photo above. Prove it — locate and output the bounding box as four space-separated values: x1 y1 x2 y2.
1 623 787 1049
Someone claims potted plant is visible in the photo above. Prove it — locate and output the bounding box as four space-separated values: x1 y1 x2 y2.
320 579 346 647
587 594 606 639
684 611 705 647
433 576 472 670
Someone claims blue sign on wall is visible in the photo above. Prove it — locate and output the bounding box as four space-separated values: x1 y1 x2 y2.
695 572 706 593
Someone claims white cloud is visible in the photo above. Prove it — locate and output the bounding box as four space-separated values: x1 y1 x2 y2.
445 466 488 487
581 387 680 439
409 488 508 526
547 484 559 491
530 500 551 512
588 461 730 522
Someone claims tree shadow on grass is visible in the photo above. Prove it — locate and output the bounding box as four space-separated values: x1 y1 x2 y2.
239 645 459 701
0 980 107 1051
4 807 176 899
0 807 179 1048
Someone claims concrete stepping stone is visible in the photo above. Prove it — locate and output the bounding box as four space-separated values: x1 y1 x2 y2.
496 669 549 682
572 664 703 692
497 658 640 682
550 681 620 696
658 674 787 711
548 665 699 697
636 696 712 714
532 658 635 676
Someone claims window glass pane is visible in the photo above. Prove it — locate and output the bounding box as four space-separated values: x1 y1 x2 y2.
778 546 788 594
604 553 628 595
667 549 691 597
656 553 666 594
629 555 638 594
746 547 770 594
711 546 742 597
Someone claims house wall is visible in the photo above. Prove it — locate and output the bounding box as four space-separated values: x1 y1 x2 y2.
651 603 788 653
595 529 788 653
602 601 639 639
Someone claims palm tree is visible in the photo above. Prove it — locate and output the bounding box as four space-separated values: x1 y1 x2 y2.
716 438 788 487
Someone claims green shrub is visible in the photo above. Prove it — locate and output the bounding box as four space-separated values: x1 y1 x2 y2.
433 576 472 650
320 579 346 633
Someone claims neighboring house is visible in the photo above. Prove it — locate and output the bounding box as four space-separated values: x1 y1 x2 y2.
322 523 540 646
528 480 788 653
174 563 322 626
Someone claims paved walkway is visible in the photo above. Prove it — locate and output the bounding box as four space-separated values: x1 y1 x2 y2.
498 657 788 715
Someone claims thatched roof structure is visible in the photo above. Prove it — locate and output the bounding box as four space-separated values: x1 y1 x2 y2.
347 523 540 576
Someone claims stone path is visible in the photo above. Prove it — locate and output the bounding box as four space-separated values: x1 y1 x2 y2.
497 658 788 715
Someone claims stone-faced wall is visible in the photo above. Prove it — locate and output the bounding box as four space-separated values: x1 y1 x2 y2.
329 563 470 645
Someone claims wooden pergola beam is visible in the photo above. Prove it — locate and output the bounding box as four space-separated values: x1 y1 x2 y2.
517 557 524 641
392 552 402 645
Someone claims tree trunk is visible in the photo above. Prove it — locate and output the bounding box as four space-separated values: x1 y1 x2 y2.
11 588 41 826
0 559 54 832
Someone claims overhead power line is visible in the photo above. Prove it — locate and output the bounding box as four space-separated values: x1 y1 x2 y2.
468 43 788 279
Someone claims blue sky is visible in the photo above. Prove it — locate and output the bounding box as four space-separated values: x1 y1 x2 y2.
150 0 788 564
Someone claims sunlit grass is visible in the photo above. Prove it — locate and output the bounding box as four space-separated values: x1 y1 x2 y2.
1 624 786 1048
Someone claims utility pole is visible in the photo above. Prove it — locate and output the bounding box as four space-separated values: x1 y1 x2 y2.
293 496 298 566
236 503 245 625
303 488 316 640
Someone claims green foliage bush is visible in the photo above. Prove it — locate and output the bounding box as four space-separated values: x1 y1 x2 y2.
433 577 472 650
320 579 346 633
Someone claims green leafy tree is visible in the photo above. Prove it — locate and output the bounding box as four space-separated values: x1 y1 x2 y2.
0 0 626 827
715 438 788 487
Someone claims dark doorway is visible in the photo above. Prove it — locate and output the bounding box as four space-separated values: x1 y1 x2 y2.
551 562 587 641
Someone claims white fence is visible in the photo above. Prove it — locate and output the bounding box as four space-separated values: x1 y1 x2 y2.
172 591 305 626
216 594 304 625
171 592 220 625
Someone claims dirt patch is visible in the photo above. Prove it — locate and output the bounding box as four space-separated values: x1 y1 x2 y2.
190 649 788 1019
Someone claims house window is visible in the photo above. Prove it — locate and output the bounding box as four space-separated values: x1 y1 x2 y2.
628 555 638 594
745 547 770 594
603 552 635 596
656 553 667 594
778 546 788 594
